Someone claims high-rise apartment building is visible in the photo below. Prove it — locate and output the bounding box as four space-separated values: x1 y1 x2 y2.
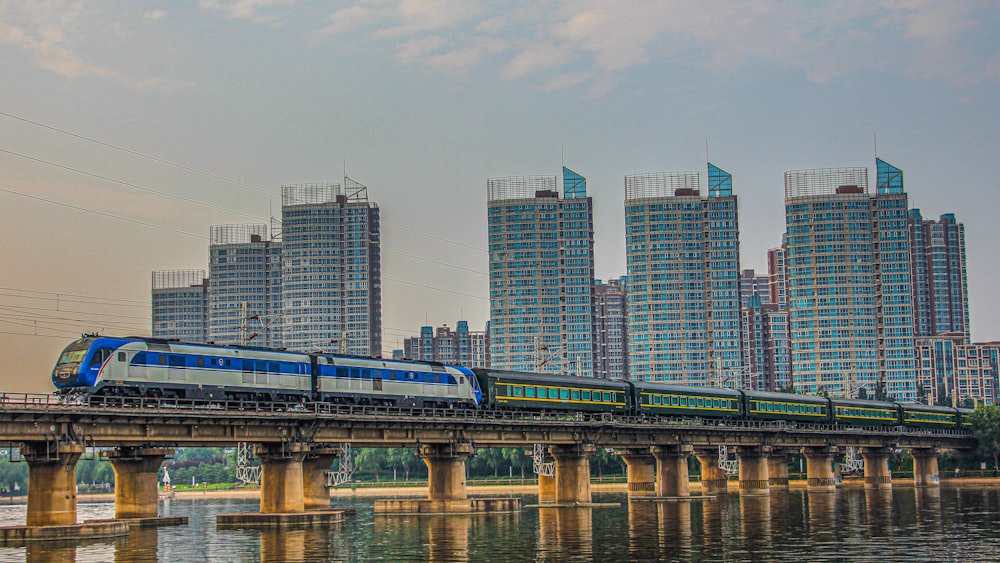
487 168 595 376
208 224 282 348
916 335 998 406
624 163 741 384
767 245 787 307
151 270 209 342
909 207 970 338
740 269 771 308
402 321 490 368
784 162 916 400
594 277 628 379
280 181 381 356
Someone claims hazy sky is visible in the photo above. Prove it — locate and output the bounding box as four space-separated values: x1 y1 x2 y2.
2 1 999 393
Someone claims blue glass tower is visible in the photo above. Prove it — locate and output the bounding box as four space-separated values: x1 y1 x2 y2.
624 164 741 384
487 169 595 376
783 165 916 401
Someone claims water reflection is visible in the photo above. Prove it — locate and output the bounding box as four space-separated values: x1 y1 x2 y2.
3 489 1000 561
537 506 593 560
740 494 772 554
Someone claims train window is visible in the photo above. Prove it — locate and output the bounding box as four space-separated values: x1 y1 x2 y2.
680 397 687 407
582 391 591 401
118 352 126 362
513 387 523 397
571 390 580 400
270 362 279 373
197 357 205 367
436 375 441 383
713 399 719 409
225 359 231 366
169 355 184 367
697 398 704 408
671 396 679 406
549 389 559 399
560 389 569 400
653 396 661 405
158 355 167 365
603 392 612 402
526 387 536 398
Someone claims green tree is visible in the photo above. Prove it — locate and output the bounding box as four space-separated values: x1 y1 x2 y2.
967 403 1000 471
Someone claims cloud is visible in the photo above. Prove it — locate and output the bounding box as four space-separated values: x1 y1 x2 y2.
0 1 188 90
197 0 294 25
312 1 996 95
143 10 167 22
501 42 575 80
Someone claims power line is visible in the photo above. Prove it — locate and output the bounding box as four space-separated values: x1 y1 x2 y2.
0 110 279 197
0 147 266 222
1 110 487 254
0 286 148 306
0 187 207 240
382 277 488 301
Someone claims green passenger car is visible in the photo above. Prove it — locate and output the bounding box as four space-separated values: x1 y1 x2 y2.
472 369 630 413
631 381 742 419
899 403 960 429
742 389 831 423
830 398 900 427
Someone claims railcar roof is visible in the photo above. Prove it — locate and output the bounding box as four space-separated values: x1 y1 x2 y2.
896 402 959 413
631 381 741 398
742 389 829 403
477 369 630 389
829 397 899 408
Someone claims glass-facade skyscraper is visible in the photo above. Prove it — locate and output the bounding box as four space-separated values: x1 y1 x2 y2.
280 181 381 356
624 163 741 384
784 162 916 400
487 168 595 376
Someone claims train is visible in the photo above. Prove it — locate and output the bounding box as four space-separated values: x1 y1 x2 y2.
52 335 969 431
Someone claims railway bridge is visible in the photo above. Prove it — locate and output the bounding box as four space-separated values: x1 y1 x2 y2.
0 394 977 528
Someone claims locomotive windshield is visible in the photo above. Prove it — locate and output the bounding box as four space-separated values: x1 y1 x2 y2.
55 339 93 367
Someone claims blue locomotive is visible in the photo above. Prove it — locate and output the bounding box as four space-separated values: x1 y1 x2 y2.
52 335 967 431
52 335 481 408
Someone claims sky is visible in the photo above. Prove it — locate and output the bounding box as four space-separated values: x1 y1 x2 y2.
1 1 999 393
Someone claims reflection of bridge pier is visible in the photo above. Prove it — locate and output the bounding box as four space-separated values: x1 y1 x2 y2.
538 506 594 560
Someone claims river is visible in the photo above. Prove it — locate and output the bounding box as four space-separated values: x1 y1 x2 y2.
2 487 1000 561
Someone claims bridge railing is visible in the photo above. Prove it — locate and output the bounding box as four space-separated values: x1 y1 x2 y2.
0 393 974 439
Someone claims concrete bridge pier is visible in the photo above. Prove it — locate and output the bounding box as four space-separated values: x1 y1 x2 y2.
550 444 597 506
375 443 520 514
105 447 181 523
0 442 129 544
218 443 347 527
302 447 340 511
736 446 771 496
803 446 839 492
652 445 693 498
423 443 475 501
617 448 656 497
910 448 941 488
256 442 309 513
767 450 790 491
695 448 729 495
861 447 893 490
23 442 87 527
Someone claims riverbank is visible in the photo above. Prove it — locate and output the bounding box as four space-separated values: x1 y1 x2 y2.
2 476 997 506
